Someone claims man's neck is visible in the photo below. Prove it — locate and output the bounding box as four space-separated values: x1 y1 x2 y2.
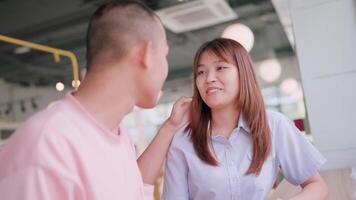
73 70 136 134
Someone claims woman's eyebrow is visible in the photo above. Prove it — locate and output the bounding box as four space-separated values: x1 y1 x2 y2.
197 60 226 68
214 60 226 64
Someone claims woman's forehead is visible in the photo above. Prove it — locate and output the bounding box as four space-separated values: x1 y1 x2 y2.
198 49 233 64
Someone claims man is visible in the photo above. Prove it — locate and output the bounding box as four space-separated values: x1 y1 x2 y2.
0 1 191 199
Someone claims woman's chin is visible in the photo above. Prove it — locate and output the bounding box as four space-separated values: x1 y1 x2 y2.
205 101 225 110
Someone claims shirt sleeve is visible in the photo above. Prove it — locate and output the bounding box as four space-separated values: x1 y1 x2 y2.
275 113 326 185
161 139 189 200
0 166 85 200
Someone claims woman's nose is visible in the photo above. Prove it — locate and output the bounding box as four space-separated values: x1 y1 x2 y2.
206 71 217 83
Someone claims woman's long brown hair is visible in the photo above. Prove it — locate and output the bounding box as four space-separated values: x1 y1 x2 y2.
186 38 271 175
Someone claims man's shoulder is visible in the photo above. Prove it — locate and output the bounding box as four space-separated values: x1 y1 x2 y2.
0 100 81 175
3 99 80 156
20 99 75 132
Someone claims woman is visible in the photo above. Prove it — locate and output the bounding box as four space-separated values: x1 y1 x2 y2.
162 38 328 200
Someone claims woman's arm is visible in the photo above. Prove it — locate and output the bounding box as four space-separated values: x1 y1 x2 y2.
290 172 329 200
137 97 191 185
272 111 329 200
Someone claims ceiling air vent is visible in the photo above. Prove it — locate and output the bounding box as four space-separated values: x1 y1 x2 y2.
155 0 238 33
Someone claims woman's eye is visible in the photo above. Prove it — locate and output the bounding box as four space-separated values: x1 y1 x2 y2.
217 66 226 71
197 71 205 76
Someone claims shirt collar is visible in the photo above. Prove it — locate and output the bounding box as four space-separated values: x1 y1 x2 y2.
211 114 251 141
236 114 250 133
63 91 122 141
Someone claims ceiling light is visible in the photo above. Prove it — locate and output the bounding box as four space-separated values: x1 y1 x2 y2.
221 23 254 52
258 59 282 82
280 78 299 95
56 82 65 91
72 80 81 88
291 88 304 101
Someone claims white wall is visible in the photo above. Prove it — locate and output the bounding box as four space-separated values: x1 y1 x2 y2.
290 0 356 169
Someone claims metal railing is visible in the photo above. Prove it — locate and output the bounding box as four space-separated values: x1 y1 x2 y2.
0 34 80 89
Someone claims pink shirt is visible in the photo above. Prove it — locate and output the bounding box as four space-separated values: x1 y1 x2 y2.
0 93 153 200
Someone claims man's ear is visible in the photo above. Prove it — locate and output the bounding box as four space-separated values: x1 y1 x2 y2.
137 40 152 70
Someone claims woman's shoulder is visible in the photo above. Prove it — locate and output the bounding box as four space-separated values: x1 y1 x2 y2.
265 110 291 131
171 123 193 149
265 110 303 144
266 110 286 122
265 110 297 159
265 110 297 143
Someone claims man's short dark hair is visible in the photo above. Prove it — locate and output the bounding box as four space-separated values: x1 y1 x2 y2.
86 0 158 69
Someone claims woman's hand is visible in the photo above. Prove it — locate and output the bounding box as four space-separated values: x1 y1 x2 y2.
137 96 192 185
167 96 192 129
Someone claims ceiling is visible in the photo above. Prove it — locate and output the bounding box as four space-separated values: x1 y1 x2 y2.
0 0 294 88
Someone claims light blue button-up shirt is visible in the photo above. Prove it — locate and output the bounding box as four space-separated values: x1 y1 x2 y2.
162 111 326 200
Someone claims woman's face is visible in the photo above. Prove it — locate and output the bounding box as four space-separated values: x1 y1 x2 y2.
195 51 240 110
